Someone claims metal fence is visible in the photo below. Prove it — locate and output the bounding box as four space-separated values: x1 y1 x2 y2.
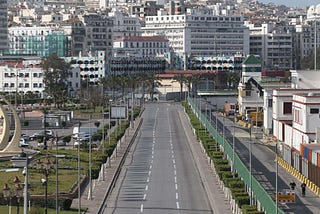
188 97 284 214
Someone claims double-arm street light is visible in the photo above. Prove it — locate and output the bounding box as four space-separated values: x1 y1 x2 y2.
35 155 53 214
3 176 23 214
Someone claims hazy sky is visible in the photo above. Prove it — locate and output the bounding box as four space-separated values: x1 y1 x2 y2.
259 0 319 7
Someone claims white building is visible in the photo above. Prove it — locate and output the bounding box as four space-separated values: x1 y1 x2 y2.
0 61 44 97
113 36 169 58
109 9 142 40
143 7 249 65
65 51 106 85
273 88 320 151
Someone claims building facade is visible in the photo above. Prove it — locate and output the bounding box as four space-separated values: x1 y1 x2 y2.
0 0 8 54
113 36 169 58
8 26 69 57
142 8 250 66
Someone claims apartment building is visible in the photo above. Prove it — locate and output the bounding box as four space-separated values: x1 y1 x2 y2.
246 23 293 70
8 26 68 57
0 0 8 54
80 13 113 58
143 7 249 66
109 9 142 40
65 51 105 85
113 36 169 58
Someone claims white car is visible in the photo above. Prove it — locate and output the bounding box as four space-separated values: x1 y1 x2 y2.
19 138 29 147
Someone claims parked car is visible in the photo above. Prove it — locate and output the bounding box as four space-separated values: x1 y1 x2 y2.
19 138 29 147
29 130 54 141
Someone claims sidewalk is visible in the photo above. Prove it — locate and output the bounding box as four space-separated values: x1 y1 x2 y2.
71 118 142 213
220 114 320 213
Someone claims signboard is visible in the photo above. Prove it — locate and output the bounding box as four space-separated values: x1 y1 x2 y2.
274 190 295 203
110 106 127 119
128 98 141 108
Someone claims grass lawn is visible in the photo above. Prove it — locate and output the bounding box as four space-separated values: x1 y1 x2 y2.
0 205 86 213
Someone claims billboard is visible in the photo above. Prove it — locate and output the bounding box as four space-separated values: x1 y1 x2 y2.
110 106 127 119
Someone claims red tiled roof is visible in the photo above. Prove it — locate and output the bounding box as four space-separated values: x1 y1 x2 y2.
115 36 169 42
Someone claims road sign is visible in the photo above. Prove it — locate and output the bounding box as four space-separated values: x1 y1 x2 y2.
110 106 127 119
274 190 295 203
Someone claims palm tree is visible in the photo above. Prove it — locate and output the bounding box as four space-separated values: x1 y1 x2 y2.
173 74 185 101
184 73 202 97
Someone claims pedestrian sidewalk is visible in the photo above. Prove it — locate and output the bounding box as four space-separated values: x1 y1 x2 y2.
71 118 142 214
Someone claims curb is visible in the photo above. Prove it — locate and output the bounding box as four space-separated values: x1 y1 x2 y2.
277 157 320 196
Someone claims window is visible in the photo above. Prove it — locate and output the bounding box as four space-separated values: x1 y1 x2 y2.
25 83 29 88
33 73 37 77
25 73 29 77
245 91 251 96
33 83 38 88
283 102 292 114
268 99 272 107
310 108 319 114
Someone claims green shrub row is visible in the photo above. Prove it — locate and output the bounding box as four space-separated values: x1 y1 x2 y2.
182 101 262 213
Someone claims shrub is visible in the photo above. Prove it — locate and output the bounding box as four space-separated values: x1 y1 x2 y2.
235 195 250 208
229 180 245 189
242 205 258 214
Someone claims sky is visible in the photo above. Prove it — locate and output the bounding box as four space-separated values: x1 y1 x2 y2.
259 0 320 8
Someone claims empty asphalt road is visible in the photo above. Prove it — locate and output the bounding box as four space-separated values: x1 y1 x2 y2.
105 103 212 214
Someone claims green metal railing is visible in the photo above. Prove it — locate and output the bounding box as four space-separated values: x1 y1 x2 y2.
188 97 284 214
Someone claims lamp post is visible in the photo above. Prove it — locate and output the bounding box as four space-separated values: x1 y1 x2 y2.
249 120 252 205
77 121 81 214
3 176 23 214
232 113 236 176
88 116 93 201
36 155 52 214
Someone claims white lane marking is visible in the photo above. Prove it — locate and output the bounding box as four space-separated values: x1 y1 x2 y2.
151 159 153 164
140 204 144 212
174 170 176 175
171 150 174 154
175 183 178 190
148 170 151 175
147 177 149 182
145 185 148 191
172 154 174 159
172 159 175 164
152 155 154 159
149 165 152 169
176 192 179 200
143 194 146 200
174 176 177 183
173 164 176 169
176 202 180 209
152 150 154 155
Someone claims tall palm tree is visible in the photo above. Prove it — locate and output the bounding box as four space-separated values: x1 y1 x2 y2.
173 74 185 101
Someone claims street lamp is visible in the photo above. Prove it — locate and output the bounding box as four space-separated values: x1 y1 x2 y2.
249 120 252 205
3 176 23 214
36 155 52 214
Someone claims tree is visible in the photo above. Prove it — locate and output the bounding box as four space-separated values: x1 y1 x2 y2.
42 53 69 108
184 73 202 96
173 74 185 101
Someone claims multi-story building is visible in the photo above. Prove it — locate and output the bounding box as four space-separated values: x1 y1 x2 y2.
110 57 166 75
65 51 106 85
8 26 68 57
0 60 44 97
246 23 293 70
109 9 142 40
113 36 169 58
0 57 81 98
0 0 8 54
80 13 113 58
143 7 250 66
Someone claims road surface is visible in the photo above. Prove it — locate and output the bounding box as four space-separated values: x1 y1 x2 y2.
106 103 212 214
